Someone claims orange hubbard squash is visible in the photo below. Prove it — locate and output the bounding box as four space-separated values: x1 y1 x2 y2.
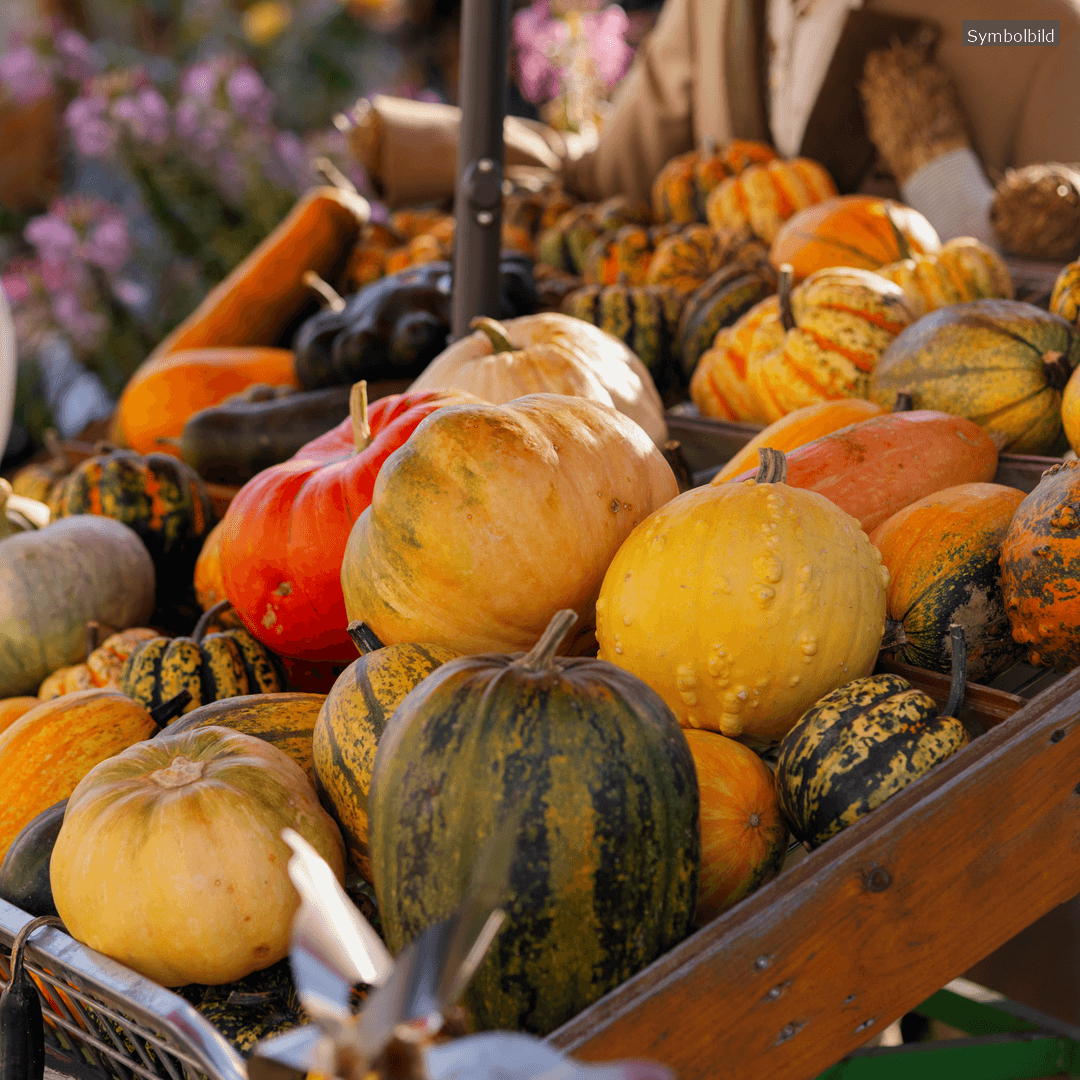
705 158 837 243
714 398 887 482
596 448 888 745
0 688 158 861
0 698 38 736
719 410 1000 533
769 195 940 281
685 729 788 924
1001 460 1080 670
746 266 917 423
115 347 298 457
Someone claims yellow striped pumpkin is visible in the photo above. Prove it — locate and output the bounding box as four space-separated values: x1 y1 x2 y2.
1050 258 1080 329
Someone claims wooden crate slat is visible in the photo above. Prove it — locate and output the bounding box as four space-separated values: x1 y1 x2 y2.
549 668 1080 1080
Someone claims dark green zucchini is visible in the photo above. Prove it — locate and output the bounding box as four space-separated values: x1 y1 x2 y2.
180 386 353 485
0 801 66 917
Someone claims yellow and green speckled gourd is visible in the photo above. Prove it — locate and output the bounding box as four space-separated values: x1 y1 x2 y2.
1050 258 1080 329
775 628 971 849
595 448 889 746
312 622 457 881
121 601 286 718
368 610 699 1036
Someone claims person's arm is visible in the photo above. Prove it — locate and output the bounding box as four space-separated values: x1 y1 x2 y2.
561 0 697 203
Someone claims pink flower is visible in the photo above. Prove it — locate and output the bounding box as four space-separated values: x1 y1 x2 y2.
52 291 107 348
181 62 217 101
2 272 32 305
112 279 149 307
583 6 632 89
0 45 53 104
65 95 117 157
227 66 271 123
55 30 101 81
84 217 131 273
25 214 80 265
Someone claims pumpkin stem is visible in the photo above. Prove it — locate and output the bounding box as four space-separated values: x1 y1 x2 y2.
662 440 693 493
149 690 193 730
313 155 359 195
193 599 233 643
882 204 912 262
351 381 372 453
892 391 914 413
943 624 968 719
470 316 516 355
778 264 796 332
754 447 788 485
93 440 119 455
347 620 385 655
518 609 578 671
149 753 207 787
987 430 1012 453
1043 350 1072 392
85 621 100 659
879 619 908 650
303 270 347 314
155 437 183 448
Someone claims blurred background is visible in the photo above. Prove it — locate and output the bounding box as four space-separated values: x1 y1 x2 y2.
0 0 660 463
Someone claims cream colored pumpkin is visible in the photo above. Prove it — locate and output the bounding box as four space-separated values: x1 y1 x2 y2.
410 314 669 446
51 725 345 987
595 451 889 746
341 394 678 656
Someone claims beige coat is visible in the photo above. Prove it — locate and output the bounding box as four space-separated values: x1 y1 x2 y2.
354 0 1080 206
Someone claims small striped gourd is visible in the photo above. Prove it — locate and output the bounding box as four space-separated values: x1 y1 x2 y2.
312 622 456 881
369 610 699 1035
121 603 286 718
538 197 653 275
1051 258 1080 329
776 629 970 849
581 223 681 286
651 141 778 224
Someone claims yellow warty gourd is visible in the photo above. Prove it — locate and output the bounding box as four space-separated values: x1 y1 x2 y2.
595 450 889 746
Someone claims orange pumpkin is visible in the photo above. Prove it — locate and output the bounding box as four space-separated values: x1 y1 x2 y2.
193 520 244 629
706 159 837 243
769 196 940 282
1001 460 1080 669
652 142 779 224
718 410 1000 534
746 266 917 423
0 698 38 736
685 730 788 924
714 399 887 482
38 627 160 701
115 347 298 457
688 296 777 422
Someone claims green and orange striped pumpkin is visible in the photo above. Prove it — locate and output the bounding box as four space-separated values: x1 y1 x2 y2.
1050 258 1080 329
651 141 778 224
368 610 699 1035
581 223 681 286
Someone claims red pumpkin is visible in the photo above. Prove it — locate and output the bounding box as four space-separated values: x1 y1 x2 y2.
220 384 474 663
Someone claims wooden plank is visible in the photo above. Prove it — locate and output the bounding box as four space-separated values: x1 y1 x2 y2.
549 669 1080 1080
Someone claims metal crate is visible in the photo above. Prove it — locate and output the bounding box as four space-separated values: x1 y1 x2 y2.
0 898 246 1080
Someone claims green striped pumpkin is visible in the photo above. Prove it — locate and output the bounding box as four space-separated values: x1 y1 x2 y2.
121 612 286 718
312 626 457 881
368 610 700 1036
776 670 969 850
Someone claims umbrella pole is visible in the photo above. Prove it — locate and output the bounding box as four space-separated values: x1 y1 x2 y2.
451 0 511 339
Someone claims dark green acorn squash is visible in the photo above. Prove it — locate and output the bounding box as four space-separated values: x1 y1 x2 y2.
776 629 971 849
0 800 66 916
368 610 699 1036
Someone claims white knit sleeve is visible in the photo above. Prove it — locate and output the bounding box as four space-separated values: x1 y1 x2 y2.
899 147 998 248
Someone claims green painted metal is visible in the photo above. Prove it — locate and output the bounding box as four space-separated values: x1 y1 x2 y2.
915 989 1040 1036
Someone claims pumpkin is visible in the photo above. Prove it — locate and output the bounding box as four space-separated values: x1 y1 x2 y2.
706 158 837 244
769 196 940 282
0 698 39 736
1062 365 1080 455
538 198 654 275
115 347 299 458
51 446 217 601
194 520 244 628
581 223 681 286
868 299 1080 454
38 627 160 701
1050 258 1080 329
747 265 917 423
685 729 788 925
166 692 326 782
50 726 346 986
644 224 731 295
369 610 699 1035
688 296 777 422
1001 459 1080 670
775 635 970 849
312 623 457 880
597 449 889 746
720 411 1000 534
121 610 287 718
341 394 678 657
674 245 777 379
0 517 155 697
714 399 887 483
0 688 158 861
220 384 472 664
870 483 1026 681
561 282 685 392
409 314 668 446
876 237 1013 317
10 429 69 502
652 141 778 224
0 799 65 917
